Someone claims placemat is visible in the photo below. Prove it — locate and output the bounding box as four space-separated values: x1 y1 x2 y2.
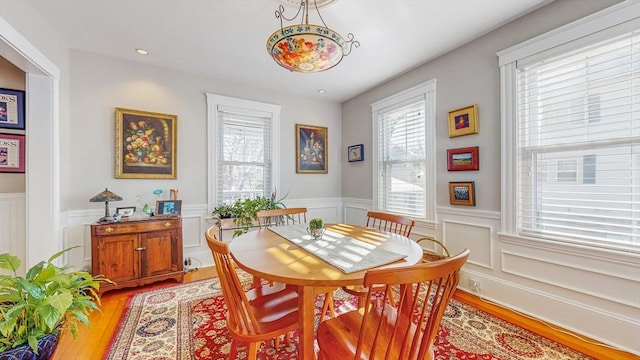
269 224 407 274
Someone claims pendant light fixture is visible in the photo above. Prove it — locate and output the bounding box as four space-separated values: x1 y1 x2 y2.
266 0 359 73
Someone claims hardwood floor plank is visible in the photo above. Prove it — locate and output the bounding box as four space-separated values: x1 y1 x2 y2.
51 267 636 360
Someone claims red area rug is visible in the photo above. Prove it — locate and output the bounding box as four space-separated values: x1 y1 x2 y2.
105 276 591 359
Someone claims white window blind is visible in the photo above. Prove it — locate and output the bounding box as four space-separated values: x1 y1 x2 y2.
516 30 640 248
216 107 272 204
376 96 427 217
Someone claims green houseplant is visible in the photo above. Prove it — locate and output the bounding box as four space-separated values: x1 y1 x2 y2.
307 217 325 239
0 247 105 358
212 191 288 237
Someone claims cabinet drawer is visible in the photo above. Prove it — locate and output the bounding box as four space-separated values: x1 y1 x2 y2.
92 218 181 236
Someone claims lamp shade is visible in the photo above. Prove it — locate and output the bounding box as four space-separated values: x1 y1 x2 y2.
266 24 347 73
90 188 123 203
90 188 122 221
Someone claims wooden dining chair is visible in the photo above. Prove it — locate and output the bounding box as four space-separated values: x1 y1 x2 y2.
365 211 415 237
317 249 471 360
205 228 299 360
343 210 417 308
256 207 308 228
254 207 335 321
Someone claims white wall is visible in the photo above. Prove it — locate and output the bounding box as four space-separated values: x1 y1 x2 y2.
341 0 639 354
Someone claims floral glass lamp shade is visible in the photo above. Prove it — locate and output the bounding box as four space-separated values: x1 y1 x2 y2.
266 0 359 73
90 188 123 222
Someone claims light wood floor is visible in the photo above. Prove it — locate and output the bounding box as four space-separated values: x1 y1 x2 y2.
52 267 637 360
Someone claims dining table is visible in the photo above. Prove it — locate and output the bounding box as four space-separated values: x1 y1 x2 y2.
228 223 423 360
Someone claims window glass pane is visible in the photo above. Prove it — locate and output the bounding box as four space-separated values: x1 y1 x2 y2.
517 31 640 248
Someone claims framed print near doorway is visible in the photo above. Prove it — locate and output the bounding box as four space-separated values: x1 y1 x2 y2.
296 123 328 174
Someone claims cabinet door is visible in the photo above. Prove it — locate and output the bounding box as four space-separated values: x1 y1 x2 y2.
140 230 179 278
96 234 139 283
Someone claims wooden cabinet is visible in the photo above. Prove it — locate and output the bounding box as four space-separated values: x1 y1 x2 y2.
91 217 183 293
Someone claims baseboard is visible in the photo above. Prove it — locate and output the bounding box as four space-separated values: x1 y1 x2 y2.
453 290 639 360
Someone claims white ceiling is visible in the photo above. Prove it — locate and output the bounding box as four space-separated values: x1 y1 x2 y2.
26 0 549 102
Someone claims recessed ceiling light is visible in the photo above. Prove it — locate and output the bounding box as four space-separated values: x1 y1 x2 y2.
318 89 327 94
135 49 149 55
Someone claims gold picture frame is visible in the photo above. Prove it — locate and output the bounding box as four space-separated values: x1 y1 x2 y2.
115 108 177 179
448 104 478 138
449 181 476 206
296 123 328 174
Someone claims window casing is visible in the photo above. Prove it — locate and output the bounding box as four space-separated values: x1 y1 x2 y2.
499 4 640 251
371 80 436 221
207 94 280 207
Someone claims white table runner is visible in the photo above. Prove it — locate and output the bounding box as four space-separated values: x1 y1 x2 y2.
269 224 407 274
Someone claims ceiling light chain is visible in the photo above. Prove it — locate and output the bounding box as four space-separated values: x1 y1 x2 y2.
267 0 359 73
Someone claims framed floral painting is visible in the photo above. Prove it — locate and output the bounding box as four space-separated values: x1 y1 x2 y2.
115 108 177 179
296 124 327 174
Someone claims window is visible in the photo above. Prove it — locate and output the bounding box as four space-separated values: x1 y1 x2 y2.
499 4 640 250
371 80 436 221
207 94 280 207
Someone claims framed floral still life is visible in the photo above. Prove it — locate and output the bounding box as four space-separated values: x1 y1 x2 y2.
115 108 177 179
449 181 476 206
348 144 364 162
447 146 479 171
296 124 327 174
0 133 25 173
448 104 478 138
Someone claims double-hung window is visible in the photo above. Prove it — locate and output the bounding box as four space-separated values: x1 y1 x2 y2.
207 94 280 206
371 80 436 221
499 5 640 251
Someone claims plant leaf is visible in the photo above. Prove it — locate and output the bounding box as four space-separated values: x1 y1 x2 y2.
0 253 20 274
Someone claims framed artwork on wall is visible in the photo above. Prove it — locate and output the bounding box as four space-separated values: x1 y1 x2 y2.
448 104 478 138
0 88 25 130
115 108 177 179
348 144 364 162
296 123 328 174
449 181 476 206
447 146 479 171
0 133 25 173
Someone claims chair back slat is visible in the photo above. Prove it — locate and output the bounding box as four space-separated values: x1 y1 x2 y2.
353 249 470 360
205 228 260 335
256 207 307 228
366 211 415 237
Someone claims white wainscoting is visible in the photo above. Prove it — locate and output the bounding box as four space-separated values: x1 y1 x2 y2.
0 193 26 273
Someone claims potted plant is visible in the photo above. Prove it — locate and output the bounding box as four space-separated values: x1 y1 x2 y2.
0 246 106 359
211 190 288 237
307 217 325 239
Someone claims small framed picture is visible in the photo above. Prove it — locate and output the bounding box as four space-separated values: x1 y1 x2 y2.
155 200 182 216
348 144 364 162
0 133 25 173
449 181 476 206
448 104 478 138
0 88 26 130
447 146 479 171
116 207 136 218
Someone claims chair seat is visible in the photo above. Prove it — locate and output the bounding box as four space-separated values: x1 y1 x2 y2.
317 304 426 360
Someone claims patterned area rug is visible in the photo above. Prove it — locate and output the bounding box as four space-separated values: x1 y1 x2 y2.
105 275 591 360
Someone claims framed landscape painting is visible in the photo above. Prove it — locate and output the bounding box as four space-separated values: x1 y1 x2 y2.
296 124 328 174
115 108 177 179
447 146 479 171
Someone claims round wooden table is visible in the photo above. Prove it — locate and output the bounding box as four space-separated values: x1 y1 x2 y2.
228 223 423 360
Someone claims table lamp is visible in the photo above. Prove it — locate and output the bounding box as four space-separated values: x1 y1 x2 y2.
90 187 123 222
